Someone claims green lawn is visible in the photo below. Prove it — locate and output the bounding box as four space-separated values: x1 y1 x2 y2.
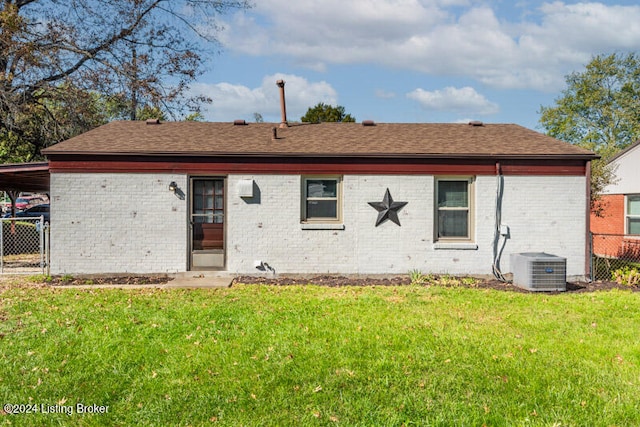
1 282 639 426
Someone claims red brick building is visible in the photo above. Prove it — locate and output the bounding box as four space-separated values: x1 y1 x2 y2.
591 141 640 258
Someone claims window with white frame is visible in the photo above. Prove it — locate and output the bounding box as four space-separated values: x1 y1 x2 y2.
302 176 341 222
627 195 640 235
435 177 474 241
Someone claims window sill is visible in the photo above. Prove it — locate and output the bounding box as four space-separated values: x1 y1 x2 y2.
301 223 345 230
433 242 478 250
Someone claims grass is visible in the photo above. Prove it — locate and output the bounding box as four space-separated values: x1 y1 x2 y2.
1 282 640 426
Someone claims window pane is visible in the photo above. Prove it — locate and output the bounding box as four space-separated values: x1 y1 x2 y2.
205 196 214 209
438 210 468 237
194 180 204 196
628 196 640 215
307 180 337 198
215 180 224 194
307 200 337 218
194 196 203 210
629 218 640 235
205 180 214 195
438 181 468 208
215 195 223 209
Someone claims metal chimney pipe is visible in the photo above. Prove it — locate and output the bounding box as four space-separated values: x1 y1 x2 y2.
276 79 288 128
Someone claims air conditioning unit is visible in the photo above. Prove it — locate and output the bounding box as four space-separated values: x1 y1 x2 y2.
510 252 566 292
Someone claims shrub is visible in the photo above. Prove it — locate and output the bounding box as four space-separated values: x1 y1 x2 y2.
612 266 640 287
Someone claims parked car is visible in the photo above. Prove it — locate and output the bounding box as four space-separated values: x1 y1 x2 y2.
12 196 46 211
14 197 32 210
2 204 49 222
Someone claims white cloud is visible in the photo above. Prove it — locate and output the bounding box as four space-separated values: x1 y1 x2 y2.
219 1 640 91
192 73 338 122
406 86 499 115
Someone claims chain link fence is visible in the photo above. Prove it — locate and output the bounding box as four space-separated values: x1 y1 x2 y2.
0 217 49 274
591 233 640 281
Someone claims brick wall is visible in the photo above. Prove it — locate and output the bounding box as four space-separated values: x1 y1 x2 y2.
227 174 588 278
499 175 587 277
50 173 188 274
590 194 629 257
591 194 624 235
50 172 588 278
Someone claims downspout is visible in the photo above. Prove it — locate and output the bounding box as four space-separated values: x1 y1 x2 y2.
585 160 592 281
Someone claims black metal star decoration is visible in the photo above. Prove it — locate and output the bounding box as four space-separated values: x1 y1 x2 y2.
368 188 408 227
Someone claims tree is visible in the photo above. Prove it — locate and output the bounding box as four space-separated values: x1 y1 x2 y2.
0 0 250 161
539 52 640 209
0 84 112 162
301 103 356 123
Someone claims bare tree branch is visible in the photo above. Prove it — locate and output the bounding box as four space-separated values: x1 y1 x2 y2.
0 0 251 162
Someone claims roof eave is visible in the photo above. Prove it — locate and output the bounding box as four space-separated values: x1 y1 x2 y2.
607 139 640 163
43 151 599 160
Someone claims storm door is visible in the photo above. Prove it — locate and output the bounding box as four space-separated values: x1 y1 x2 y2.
190 178 225 269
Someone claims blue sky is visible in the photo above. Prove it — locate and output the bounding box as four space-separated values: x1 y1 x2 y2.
190 0 640 130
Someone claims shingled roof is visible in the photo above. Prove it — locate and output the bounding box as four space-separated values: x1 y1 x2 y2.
42 121 596 159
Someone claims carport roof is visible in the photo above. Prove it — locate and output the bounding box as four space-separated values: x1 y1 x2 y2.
0 162 50 193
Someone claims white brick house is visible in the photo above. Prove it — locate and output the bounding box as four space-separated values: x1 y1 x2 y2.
42 120 596 279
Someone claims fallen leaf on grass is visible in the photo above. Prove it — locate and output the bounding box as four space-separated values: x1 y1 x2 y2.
313 385 323 393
